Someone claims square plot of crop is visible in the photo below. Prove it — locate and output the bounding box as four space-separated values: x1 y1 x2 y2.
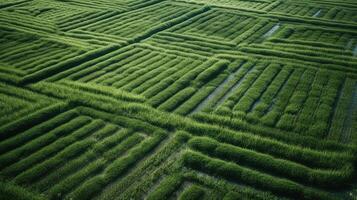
0 83 58 126
205 59 355 138
238 24 357 71
0 0 129 28
76 2 198 39
0 28 86 77
168 8 279 45
282 26 357 49
178 0 269 10
0 106 163 200
1 0 96 20
143 31 239 57
271 2 357 22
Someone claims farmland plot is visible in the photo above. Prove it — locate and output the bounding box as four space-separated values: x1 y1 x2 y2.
0 0 357 200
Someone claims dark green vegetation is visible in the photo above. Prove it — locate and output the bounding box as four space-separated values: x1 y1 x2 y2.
0 0 357 199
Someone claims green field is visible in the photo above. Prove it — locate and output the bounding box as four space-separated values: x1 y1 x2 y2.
0 0 357 199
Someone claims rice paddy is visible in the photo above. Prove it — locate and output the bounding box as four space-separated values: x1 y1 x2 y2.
0 0 357 199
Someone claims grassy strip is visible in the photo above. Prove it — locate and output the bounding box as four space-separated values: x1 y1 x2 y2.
178 185 205 200
32 124 121 192
266 12 357 30
233 64 281 112
216 62 267 113
241 47 357 71
0 66 25 76
176 73 228 115
0 109 77 155
111 54 167 88
0 181 44 200
328 78 356 140
60 80 145 103
183 151 335 200
268 37 345 49
47 46 136 82
135 112 354 169
77 106 164 135
263 41 353 55
158 87 196 112
21 45 120 84
122 56 181 92
100 132 189 200
0 72 21 84
201 61 254 112
141 59 200 98
2 120 104 177
39 83 354 170
146 175 183 200
0 116 90 170
188 136 354 189
252 43 357 63
234 19 270 44
130 6 210 43
14 138 95 185
65 131 166 200
191 112 354 153
46 159 106 200
147 59 217 107
193 60 229 87
0 102 69 141
29 82 149 114
183 169 280 200
250 67 292 117
26 81 357 174
46 132 142 199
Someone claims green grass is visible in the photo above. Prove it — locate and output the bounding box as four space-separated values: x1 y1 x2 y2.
0 0 356 199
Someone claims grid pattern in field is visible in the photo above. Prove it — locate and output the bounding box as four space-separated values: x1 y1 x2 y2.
0 0 357 199
75 2 199 39
0 82 355 200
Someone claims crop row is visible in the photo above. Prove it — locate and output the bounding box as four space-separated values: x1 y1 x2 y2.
46 44 233 112
77 2 197 39
281 26 356 48
272 2 357 23
194 57 349 139
0 105 167 200
1 79 354 199
144 31 237 57
0 82 57 126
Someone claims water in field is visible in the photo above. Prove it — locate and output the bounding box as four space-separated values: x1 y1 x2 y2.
191 63 244 113
263 23 280 38
312 9 321 17
215 67 250 107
